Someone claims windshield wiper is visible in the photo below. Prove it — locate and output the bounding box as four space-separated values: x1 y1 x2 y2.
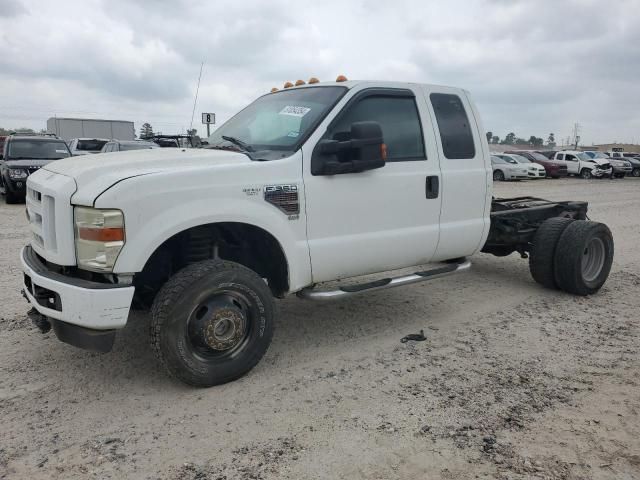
221 135 254 152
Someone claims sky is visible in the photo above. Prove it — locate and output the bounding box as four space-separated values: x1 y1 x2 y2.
1 0 639 145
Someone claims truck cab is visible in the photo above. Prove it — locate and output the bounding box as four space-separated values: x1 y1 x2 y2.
21 79 614 387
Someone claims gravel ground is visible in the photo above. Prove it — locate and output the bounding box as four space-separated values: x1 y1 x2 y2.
1 177 639 480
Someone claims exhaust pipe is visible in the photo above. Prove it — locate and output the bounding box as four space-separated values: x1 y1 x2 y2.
27 308 51 334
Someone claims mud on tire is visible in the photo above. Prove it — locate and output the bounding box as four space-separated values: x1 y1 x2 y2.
554 221 614 296
529 217 575 289
150 259 275 387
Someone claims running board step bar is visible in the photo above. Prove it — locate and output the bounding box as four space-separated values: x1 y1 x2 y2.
297 258 471 301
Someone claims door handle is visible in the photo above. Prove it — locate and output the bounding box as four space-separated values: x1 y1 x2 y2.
425 176 439 199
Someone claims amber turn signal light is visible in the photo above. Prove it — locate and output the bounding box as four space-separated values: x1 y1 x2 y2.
283 81 294 88
308 77 320 84
336 75 348 82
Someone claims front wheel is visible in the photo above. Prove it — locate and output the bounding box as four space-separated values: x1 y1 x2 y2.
493 170 505 181
632 168 640 177
554 221 614 296
151 260 275 387
580 168 593 179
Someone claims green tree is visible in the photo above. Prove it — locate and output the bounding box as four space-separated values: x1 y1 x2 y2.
502 132 516 145
547 133 556 147
486 131 493 143
491 135 499 144
515 137 528 145
186 128 197 137
139 123 154 140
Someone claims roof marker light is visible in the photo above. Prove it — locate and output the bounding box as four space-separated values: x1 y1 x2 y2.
284 81 294 88
336 75 348 82
295 79 306 86
271 87 279 93
308 77 320 84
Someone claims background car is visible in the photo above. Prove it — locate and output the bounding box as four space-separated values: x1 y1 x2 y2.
68 138 109 155
507 150 568 178
553 150 612 179
0 133 71 203
606 152 640 177
101 140 159 152
491 155 529 181
494 153 546 179
583 151 631 178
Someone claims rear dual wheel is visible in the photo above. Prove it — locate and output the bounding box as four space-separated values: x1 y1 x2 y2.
529 219 613 295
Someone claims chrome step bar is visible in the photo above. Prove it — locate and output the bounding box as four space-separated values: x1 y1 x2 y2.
297 258 471 301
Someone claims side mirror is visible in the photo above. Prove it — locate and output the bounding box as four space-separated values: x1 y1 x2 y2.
311 121 386 176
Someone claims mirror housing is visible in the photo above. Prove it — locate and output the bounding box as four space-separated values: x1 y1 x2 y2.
311 121 386 175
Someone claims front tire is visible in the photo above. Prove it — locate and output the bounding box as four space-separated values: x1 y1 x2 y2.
493 170 505 181
632 168 640 177
529 217 575 289
150 260 275 387
554 221 614 296
580 168 593 179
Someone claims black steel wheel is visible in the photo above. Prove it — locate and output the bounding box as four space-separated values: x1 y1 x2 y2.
151 260 275 387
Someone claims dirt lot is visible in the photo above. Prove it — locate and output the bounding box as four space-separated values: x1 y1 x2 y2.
1 178 639 480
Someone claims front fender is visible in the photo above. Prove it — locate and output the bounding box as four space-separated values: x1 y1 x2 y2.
95 162 311 292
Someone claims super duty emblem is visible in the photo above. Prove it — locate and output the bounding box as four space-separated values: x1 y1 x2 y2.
264 184 300 217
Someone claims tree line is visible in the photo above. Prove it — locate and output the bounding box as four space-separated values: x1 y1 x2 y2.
486 132 556 147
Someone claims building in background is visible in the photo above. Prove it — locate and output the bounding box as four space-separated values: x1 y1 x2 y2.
46 118 135 141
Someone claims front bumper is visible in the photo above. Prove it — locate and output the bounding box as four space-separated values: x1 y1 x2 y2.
5 176 27 194
21 245 135 331
591 168 613 178
612 166 632 174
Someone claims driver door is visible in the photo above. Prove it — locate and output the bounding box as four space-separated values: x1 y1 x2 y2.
302 86 442 283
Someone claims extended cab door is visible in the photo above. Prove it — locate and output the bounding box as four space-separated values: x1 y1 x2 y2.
302 85 442 283
424 88 491 260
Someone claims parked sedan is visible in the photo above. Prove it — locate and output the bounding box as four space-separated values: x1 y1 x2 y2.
494 153 546 178
491 155 529 181
101 140 159 152
507 150 568 178
583 151 631 178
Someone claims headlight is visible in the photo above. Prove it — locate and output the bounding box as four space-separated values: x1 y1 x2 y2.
74 207 125 272
9 168 28 179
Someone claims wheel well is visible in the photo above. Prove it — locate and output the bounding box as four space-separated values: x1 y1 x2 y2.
133 223 289 308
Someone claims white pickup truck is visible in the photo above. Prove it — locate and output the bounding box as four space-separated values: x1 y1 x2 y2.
552 150 613 179
21 79 614 387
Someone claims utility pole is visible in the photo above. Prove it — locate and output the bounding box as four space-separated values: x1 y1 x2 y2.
571 122 581 149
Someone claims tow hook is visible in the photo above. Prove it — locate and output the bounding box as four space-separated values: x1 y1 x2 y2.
27 308 52 334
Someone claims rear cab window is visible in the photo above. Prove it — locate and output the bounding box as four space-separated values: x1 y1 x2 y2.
429 93 475 159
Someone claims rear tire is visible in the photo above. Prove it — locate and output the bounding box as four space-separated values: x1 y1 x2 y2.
529 217 575 289
493 170 505 181
150 259 275 387
554 221 614 296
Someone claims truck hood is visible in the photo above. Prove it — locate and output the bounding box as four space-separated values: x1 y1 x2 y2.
44 147 250 206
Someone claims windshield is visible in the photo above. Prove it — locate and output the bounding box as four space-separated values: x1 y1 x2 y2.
591 152 608 159
528 152 549 161
120 142 157 151
576 152 591 161
511 154 531 163
77 139 108 151
7 139 70 160
206 86 347 159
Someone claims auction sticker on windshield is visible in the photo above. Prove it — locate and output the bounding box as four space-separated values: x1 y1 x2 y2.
279 106 311 117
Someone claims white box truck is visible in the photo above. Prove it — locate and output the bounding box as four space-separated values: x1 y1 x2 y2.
46 118 135 142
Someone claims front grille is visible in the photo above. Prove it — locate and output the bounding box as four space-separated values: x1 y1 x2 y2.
599 163 611 170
